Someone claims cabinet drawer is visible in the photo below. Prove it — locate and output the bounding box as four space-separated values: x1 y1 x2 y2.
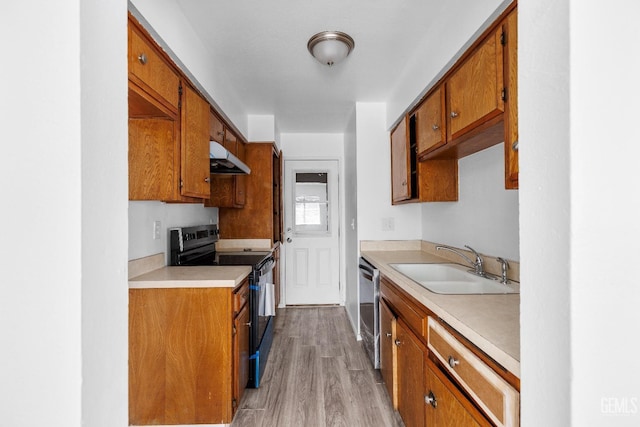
380 277 427 339
128 25 180 109
233 279 249 315
428 317 519 427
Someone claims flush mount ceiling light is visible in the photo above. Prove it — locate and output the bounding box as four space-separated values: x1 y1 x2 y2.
307 31 355 66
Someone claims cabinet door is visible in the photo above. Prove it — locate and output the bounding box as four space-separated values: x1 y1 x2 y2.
128 117 179 201
181 85 211 198
235 141 247 206
396 319 427 427
380 299 397 408
128 21 180 112
210 110 225 144
503 9 519 189
391 116 411 203
446 29 504 140
415 87 446 156
224 128 238 156
425 359 491 427
233 302 250 415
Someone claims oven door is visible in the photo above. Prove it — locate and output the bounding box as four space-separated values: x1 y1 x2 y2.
249 255 276 388
359 257 380 369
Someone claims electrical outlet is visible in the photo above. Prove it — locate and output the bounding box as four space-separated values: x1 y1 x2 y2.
153 220 161 240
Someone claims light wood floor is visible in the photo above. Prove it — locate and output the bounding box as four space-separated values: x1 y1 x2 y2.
232 306 404 427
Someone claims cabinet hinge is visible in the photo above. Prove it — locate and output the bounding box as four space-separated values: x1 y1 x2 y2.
178 83 183 109
501 31 506 46
232 398 237 408
179 179 184 189
501 88 507 102
232 325 237 336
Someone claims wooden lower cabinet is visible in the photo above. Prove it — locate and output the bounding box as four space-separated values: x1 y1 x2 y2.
233 302 250 411
129 278 250 425
380 299 398 408
379 274 518 427
425 358 492 427
396 319 427 427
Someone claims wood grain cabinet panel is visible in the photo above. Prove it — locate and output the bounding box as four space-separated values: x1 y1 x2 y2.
128 23 180 112
380 298 398 408
128 117 179 200
391 116 411 203
415 86 446 156
428 317 519 427
446 28 504 141
396 319 427 427
180 84 211 199
503 8 519 189
425 358 492 427
129 278 250 425
218 142 282 244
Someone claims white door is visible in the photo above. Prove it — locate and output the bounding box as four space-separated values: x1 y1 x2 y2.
284 160 340 305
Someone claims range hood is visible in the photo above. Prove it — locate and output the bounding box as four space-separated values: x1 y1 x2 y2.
209 141 251 175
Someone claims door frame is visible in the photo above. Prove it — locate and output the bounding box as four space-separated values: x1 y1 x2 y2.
281 156 345 307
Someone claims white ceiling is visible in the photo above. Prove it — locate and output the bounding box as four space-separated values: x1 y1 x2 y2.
175 0 446 134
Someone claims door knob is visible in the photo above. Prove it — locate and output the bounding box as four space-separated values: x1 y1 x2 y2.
394 339 401 347
386 332 392 338
286 237 292 243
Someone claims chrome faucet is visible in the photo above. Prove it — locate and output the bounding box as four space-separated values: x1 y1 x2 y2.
436 244 485 277
496 257 509 284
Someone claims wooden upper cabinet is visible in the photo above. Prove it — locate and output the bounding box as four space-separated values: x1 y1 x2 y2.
391 117 411 203
446 28 504 140
235 142 247 205
128 117 179 200
128 22 180 113
224 129 238 156
218 143 281 243
180 85 211 199
503 8 519 189
210 110 225 144
415 86 446 157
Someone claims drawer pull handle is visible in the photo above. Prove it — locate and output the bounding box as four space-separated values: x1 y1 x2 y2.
448 356 460 368
138 53 147 65
243 321 252 327
425 391 437 408
394 339 401 347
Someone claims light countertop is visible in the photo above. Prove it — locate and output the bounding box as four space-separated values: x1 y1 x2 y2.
361 244 520 378
129 265 251 289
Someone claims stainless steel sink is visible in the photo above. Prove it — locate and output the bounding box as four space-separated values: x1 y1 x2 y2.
389 263 519 295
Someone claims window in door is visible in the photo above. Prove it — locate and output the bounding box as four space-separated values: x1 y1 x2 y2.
294 172 329 235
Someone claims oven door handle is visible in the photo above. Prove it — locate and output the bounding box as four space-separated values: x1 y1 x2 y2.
259 256 276 275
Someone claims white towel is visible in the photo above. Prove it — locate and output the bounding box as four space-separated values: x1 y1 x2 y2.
258 282 276 316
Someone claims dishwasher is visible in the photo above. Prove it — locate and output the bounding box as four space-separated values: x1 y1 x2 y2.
359 257 380 369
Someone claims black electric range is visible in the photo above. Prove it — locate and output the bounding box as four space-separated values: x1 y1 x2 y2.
168 224 276 388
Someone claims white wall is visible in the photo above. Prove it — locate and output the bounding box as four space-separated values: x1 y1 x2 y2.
248 115 276 142
128 202 218 261
522 0 640 425
1 1 128 426
343 111 360 336
519 0 571 424
356 103 422 241
130 0 248 138
569 1 640 425
422 145 519 260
